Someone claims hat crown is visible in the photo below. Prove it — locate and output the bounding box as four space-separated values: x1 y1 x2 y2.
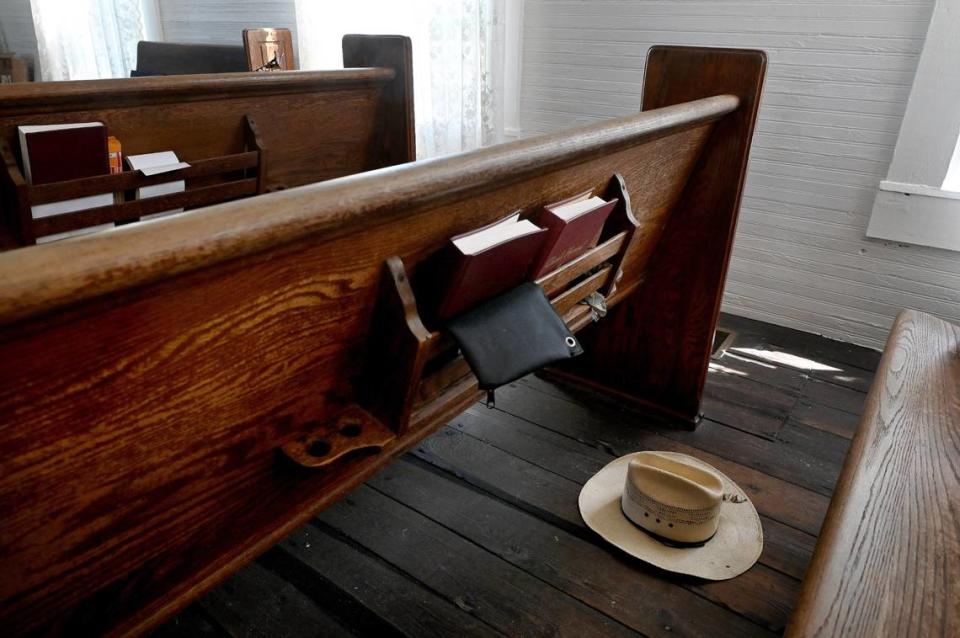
621 451 724 544
627 452 723 510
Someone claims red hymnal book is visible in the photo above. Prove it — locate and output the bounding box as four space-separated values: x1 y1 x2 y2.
18 122 111 220
434 212 547 320
530 191 618 278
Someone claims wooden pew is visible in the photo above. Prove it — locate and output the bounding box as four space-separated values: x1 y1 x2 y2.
0 46 765 636
131 41 248 76
787 309 960 637
0 34 413 246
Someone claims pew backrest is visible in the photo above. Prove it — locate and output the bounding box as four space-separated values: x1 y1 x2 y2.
0 35 414 245
132 41 248 76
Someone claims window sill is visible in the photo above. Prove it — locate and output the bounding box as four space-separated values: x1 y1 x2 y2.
867 184 960 252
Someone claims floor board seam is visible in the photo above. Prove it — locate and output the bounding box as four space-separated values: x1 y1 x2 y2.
303 518 514 638
408 438 790 635
434 423 813 580
365 482 649 638
494 385 836 498
258 535 429 638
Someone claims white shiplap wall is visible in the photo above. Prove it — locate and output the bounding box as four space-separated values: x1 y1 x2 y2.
519 0 960 349
157 0 297 46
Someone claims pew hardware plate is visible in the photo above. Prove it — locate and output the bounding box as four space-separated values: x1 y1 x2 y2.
279 404 396 470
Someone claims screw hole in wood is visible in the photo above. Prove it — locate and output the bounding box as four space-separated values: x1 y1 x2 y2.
339 422 363 438
307 440 332 457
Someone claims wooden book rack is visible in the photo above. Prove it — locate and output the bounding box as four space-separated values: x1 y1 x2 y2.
0 115 266 241
0 46 765 636
0 35 414 246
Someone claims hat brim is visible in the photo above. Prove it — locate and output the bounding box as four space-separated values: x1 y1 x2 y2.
579 451 763 580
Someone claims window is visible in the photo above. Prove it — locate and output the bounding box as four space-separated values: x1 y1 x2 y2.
867 0 960 252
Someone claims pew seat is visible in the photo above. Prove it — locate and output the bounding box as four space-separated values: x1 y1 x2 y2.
787 309 960 637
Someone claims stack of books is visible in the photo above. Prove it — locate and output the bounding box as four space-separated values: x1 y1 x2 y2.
433 192 617 320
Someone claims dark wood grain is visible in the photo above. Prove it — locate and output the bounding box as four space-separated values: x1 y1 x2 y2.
446 405 815 580
0 47 762 636
411 424 798 632
372 456 774 638
554 46 767 425
450 404 816 581
512 376 831 535
316 485 639 638
265 527 501 637
197 560 355 638
159 314 867 638
343 35 415 168
0 98 728 637
719 312 882 375
787 310 960 637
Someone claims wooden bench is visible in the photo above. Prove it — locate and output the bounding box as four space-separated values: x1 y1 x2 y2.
0 46 765 636
787 309 960 637
0 35 413 246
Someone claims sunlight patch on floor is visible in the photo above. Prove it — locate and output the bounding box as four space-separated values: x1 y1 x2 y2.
708 362 749 376
731 347 842 373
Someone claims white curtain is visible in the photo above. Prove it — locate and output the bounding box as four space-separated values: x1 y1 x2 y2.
296 0 509 158
30 0 149 81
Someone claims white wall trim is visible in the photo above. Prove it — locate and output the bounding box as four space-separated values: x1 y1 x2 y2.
864 0 960 252
867 189 960 252
879 180 960 201
874 0 960 191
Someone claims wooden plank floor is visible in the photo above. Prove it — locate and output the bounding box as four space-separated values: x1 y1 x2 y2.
155 313 880 637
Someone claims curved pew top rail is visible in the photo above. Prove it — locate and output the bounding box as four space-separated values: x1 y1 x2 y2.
0 46 764 637
0 93 735 325
787 309 960 638
0 34 414 246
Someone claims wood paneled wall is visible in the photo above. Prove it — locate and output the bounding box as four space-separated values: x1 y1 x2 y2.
519 0 960 349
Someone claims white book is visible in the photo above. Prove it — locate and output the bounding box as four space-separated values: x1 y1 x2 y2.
453 213 543 255
549 196 608 222
125 151 189 220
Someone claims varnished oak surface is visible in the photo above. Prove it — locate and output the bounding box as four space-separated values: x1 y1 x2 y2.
0 99 726 635
156 314 879 638
0 94 736 327
787 309 960 638
558 46 767 424
0 69 395 195
0 47 763 636
0 35 416 244
0 69 395 112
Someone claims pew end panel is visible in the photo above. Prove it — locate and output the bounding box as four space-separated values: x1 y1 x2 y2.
547 46 767 426
0 46 763 637
343 34 415 168
0 35 414 246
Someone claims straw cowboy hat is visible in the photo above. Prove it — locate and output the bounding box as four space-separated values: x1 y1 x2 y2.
579 451 763 580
